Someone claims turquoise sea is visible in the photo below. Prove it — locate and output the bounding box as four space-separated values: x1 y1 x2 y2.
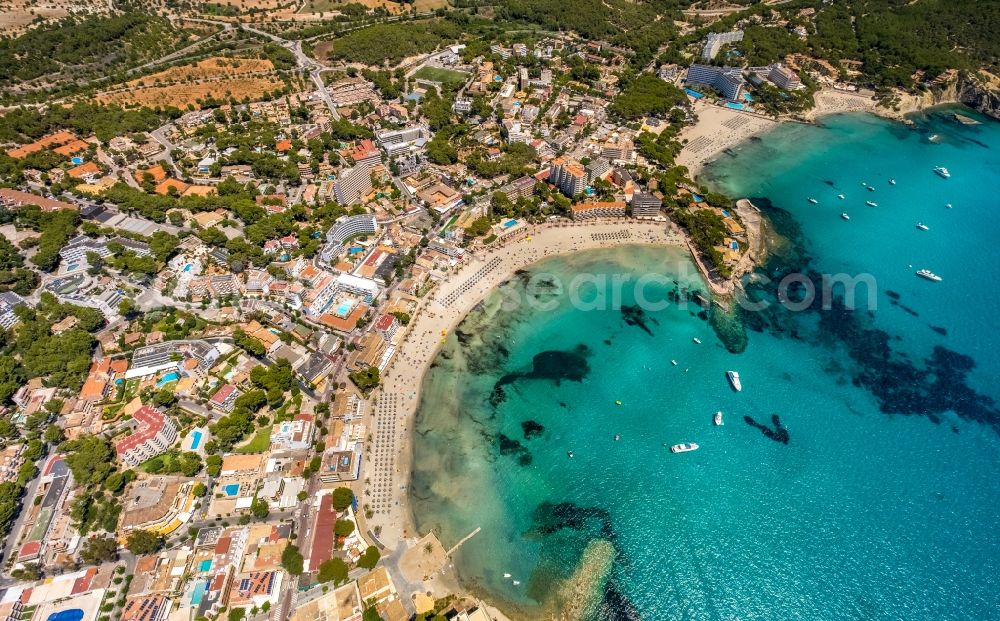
410 108 1000 620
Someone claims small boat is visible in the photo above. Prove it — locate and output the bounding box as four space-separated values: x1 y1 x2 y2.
933 166 951 179
867 185 876 192
865 200 878 207
614 434 620 441
945 203 953 209
837 194 845 199
567 451 574 458
916 223 929 231
889 179 896 185
670 443 699 454
512 581 521 586
929 134 940 142
714 411 724 426
808 198 819 204
615 400 622 406
726 370 742 392
916 269 942 282
841 213 850 220
671 360 678 366
692 337 702 344
503 573 512 578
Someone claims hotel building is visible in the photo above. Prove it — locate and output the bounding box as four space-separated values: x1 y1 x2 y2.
333 164 372 207
701 30 744 60
376 125 430 156
631 192 664 218
768 64 802 90
548 159 588 197
319 214 378 264
349 140 382 168
570 201 627 220
499 175 536 202
115 406 177 467
686 64 745 101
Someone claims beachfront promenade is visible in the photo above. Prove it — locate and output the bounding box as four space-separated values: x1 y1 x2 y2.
364 220 685 559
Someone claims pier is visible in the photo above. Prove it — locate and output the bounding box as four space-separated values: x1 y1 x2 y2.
446 527 481 557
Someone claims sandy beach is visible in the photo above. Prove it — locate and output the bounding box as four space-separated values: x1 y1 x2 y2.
364 220 685 602
675 101 779 176
676 89 888 177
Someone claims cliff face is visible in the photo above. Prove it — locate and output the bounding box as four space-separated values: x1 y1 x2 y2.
957 75 1000 120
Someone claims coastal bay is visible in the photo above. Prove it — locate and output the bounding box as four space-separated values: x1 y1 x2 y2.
404 108 1000 620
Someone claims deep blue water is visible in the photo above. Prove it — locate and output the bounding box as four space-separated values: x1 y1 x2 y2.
410 108 1000 620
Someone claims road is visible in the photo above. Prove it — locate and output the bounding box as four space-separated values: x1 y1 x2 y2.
0 455 47 573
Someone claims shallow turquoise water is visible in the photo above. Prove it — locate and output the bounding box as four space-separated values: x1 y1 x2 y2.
411 109 1000 620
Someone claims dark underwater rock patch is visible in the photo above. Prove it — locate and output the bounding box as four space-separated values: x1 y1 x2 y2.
498 433 532 466
492 345 593 405
621 304 658 336
729 197 1000 434
597 580 643 621
521 420 545 440
527 501 615 540
744 414 790 444
930 325 947 336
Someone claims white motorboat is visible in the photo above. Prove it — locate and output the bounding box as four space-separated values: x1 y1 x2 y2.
692 337 702 344
726 370 742 392
889 179 896 185
714 411 724 426
837 193 845 199
916 269 942 282
841 213 850 220
671 359 678 366
933 166 951 179
866 200 878 207
945 203 953 209
916 223 929 231
670 443 699 454
808 198 819 204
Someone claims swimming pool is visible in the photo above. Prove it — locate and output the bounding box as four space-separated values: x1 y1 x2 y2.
742 93 754 102
335 300 355 316
190 430 203 450
502 219 518 229
692 193 704 203
198 559 212 572
47 610 83 621
725 102 745 110
348 247 363 255
685 88 704 99
156 372 179 388
183 263 193 272
191 582 208 606
71 157 83 165
223 484 240 496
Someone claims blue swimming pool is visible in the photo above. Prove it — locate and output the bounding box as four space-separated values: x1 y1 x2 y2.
725 102 745 110
47 610 83 621
191 582 207 606
190 430 203 450
684 88 704 99
502 219 518 229
335 300 354 316
156 372 179 388
224 484 240 496
348 247 363 255
198 559 212 572
183 263 193 272
742 93 754 102
692 193 704 203
71 157 83 165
